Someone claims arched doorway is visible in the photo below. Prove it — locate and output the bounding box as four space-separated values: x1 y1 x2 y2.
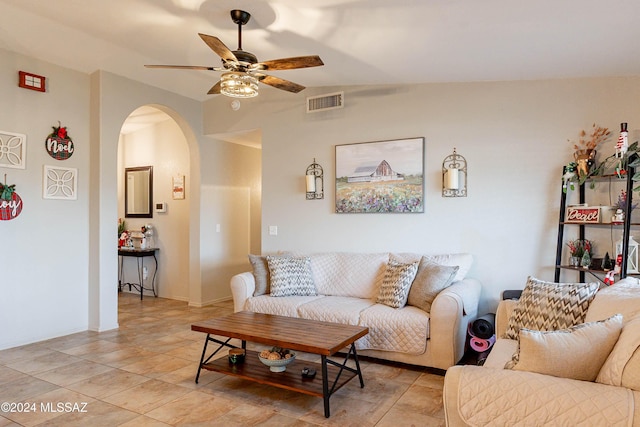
116 105 191 302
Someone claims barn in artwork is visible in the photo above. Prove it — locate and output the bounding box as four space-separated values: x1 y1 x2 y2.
347 160 404 183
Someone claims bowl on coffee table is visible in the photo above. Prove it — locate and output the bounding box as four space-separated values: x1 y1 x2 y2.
258 348 296 372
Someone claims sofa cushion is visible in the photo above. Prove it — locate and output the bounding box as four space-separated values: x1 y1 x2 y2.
597 316 640 391
301 252 389 299
249 254 270 296
245 295 324 317
358 304 430 354
585 278 640 323
453 366 634 427
376 261 419 308
407 257 459 312
297 296 375 325
392 252 473 282
503 276 599 340
266 256 317 297
509 314 623 381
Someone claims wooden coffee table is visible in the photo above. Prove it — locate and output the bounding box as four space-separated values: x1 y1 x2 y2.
191 311 369 418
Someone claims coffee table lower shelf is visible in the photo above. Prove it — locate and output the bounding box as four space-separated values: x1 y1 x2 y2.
201 349 357 398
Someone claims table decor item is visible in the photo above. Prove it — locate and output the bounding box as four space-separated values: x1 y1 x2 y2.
258 347 296 372
228 348 245 364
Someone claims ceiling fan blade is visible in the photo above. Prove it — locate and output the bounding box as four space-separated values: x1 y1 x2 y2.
255 55 324 71
256 74 305 93
198 33 237 63
207 81 222 95
145 65 215 70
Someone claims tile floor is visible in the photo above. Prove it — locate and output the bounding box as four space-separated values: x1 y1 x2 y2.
0 293 446 426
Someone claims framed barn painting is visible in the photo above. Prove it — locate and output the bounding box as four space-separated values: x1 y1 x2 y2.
335 137 425 213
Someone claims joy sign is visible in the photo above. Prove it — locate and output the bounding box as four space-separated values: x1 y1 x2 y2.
0 191 22 220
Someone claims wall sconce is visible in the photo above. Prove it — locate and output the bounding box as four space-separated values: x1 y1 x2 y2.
305 158 324 200
442 148 467 197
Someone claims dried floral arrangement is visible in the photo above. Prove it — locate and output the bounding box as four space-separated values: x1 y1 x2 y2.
568 123 611 150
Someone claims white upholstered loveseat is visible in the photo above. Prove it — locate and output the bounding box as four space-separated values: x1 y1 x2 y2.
444 278 640 426
230 252 482 370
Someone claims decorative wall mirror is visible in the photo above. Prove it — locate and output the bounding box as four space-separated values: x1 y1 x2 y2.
125 166 153 218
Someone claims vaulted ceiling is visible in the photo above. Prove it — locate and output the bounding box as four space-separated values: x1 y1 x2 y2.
2 0 640 102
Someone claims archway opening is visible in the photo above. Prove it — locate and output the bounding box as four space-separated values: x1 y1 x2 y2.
116 105 191 303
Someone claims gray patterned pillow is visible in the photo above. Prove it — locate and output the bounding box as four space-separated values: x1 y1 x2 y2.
503 276 599 340
407 257 459 312
266 256 317 297
376 261 419 308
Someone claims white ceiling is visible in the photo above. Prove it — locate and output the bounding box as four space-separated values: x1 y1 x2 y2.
2 0 640 104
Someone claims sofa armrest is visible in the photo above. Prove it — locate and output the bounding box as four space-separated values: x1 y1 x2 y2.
495 299 518 337
429 278 481 369
230 272 255 312
444 365 637 426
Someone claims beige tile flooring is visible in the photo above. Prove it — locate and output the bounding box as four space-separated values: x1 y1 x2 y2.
0 293 446 426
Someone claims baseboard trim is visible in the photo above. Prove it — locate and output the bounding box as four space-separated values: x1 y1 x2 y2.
189 295 232 308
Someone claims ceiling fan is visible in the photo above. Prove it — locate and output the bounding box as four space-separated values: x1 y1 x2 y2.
145 9 324 98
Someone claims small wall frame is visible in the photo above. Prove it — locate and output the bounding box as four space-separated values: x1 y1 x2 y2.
0 131 27 169
43 165 78 200
172 174 185 200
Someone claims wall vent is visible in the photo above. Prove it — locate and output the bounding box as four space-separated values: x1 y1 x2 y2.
306 91 344 113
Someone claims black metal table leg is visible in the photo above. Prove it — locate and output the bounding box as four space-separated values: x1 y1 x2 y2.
321 355 330 418
195 333 211 384
194 334 237 384
352 346 364 388
150 252 158 297
137 257 144 300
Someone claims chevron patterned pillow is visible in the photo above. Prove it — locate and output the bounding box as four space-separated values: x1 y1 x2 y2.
503 276 599 340
376 260 419 308
266 256 317 297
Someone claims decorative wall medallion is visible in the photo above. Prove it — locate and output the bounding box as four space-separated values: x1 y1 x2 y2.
45 122 74 160
0 131 27 169
0 178 22 220
43 165 78 200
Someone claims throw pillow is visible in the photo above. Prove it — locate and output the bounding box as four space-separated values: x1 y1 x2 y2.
503 276 599 340
406 257 459 312
508 314 623 381
249 254 270 296
596 316 640 391
266 256 317 297
376 261 419 308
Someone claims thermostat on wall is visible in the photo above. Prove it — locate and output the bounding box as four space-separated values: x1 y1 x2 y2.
155 202 167 213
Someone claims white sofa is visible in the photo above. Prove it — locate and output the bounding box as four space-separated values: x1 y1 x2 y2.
230 252 482 370
444 279 640 426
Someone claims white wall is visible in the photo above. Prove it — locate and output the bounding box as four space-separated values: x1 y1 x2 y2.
204 78 640 314
118 116 191 300
197 136 262 305
0 48 91 349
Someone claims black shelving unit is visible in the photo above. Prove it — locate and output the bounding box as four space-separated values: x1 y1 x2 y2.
554 160 637 283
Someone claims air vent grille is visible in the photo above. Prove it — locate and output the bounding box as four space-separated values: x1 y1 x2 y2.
307 91 344 113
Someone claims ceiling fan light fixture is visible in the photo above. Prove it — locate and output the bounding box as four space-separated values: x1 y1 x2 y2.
220 72 259 98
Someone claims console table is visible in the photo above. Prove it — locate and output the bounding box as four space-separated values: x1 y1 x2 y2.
118 247 158 299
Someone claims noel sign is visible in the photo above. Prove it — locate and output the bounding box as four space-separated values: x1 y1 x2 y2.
45 121 74 160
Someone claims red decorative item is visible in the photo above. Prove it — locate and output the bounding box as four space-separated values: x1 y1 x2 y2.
45 121 74 160
565 207 600 223
0 176 22 221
